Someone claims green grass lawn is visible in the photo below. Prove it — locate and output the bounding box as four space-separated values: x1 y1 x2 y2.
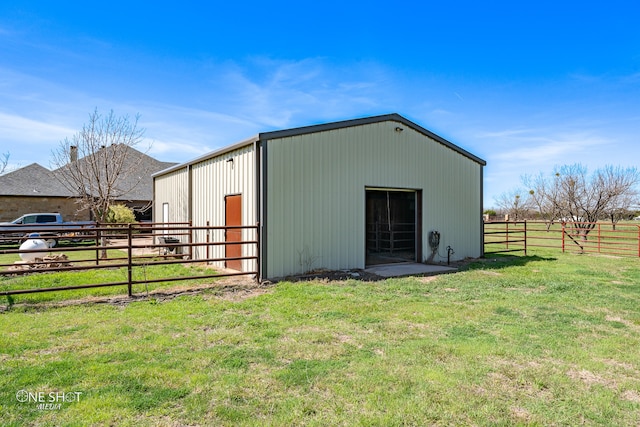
1 248 639 425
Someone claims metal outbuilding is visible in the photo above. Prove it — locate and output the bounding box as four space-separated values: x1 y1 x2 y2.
153 113 486 280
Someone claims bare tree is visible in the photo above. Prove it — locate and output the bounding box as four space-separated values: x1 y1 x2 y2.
493 189 532 221
524 172 564 231
525 164 640 250
599 166 640 229
0 152 9 175
51 109 148 257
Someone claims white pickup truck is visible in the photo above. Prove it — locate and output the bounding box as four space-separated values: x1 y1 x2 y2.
0 213 95 247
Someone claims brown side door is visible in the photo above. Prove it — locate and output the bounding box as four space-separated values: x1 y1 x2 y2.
225 195 242 270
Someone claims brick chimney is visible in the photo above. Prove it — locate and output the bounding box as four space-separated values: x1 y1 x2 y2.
70 145 78 163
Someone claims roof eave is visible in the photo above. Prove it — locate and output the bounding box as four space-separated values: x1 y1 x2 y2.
258 113 486 166
152 135 259 178
153 113 486 178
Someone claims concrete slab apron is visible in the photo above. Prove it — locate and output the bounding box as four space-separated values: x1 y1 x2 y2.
364 262 457 278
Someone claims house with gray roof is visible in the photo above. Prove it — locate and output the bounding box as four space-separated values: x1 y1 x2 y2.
0 146 176 222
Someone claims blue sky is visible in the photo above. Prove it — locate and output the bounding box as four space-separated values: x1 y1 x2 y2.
1 1 639 207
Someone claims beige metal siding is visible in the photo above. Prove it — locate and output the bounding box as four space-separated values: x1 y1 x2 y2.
190 144 257 271
153 167 190 224
265 121 482 278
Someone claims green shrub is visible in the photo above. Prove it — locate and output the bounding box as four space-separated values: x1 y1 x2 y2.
106 204 137 224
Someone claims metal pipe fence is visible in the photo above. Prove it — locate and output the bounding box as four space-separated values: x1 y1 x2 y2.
366 222 416 254
485 220 640 257
484 221 527 255
0 222 259 297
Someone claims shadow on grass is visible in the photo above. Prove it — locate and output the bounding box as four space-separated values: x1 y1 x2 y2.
458 254 557 272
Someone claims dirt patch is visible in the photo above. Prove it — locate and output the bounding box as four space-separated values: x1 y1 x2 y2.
510 406 532 422
210 284 272 302
621 390 640 403
0 275 270 312
1 259 481 311
417 276 439 284
478 270 502 277
599 358 638 373
280 269 385 283
566 369 612 388
278 258 481 283
566 368 640 404
605 315 640 332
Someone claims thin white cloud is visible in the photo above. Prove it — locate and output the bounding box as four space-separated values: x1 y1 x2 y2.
217 57 391 129
138 103 263 159
0 111 74 144
492 133 609 164
147 139 212 159
0 55 396 168
477 128 540 139
429 108 454 116
474 125 622 208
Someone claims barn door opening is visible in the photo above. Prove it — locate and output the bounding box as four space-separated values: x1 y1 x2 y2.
366 189 421 266
225 194 242 270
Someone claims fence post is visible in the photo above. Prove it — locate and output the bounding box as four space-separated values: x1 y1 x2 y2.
206 220 210 260
127 223 133 297
524 220 527 256
598 223 601 253
188 220 193 260
506 222 509 250
256 222 260 283
95 223 101 266
562 223 565 253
